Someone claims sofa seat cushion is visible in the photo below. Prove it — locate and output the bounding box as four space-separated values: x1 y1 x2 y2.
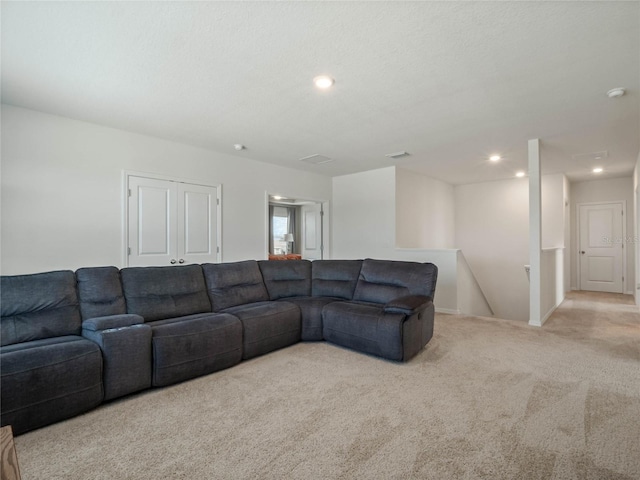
223 302 301 360
147 313 242 387
322 301 406 362
276 296 341 341
0 336 103 435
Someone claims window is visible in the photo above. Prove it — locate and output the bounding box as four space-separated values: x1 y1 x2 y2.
269 205 295 254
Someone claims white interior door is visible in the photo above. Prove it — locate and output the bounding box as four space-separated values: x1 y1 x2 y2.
128 176 177 267
177 183 218 265
579 202 624 293
301 203 323 260
127 175 220 267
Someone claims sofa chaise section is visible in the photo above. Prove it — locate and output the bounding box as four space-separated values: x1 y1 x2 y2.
0 271 103 434
120 265 242 386
322 259 438 361
203 260 301 360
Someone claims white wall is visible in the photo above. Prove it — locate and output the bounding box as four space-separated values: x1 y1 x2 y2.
540 249 557 322
456 250 494 317
1 105 332 274
333 165 571 322
564 176 571 294
332 167 396 260
537 173 569 325
570 177 635 294
455 177 530 322
454 172 569 323
539 248 565 325
395 168 455 249
635 152 640 304
541 173 566 249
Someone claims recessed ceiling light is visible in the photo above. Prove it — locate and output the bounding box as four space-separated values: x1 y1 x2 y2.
516 171 526 178
233 144 245 151
313 75 335 89
593 167 603 173
607 88 625 98
489 155 501 162
273 195 284 200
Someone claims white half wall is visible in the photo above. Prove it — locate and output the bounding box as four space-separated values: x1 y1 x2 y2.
569 177 635 294
395 167 455 249
1 105 332 274
540 248 565 325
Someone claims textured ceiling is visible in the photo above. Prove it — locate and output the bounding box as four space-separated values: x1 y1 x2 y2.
2 1 639 184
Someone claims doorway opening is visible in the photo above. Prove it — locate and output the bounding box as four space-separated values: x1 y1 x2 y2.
266 194 326 260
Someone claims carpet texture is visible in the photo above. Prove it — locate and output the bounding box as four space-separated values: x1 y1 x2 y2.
14 292 640 479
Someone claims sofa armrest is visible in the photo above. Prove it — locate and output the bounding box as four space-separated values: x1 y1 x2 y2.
384 295 432 315
82 314 144 332
81 314 152 401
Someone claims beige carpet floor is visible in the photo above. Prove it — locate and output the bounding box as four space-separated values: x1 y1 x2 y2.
14 292 640 479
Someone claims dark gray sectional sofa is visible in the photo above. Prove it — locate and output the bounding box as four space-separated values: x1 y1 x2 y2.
1 258 437 435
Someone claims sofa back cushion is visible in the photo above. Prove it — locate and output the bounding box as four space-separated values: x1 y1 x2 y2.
76 266 126 320
352 259 438 304
312 260 362 299
120 265 211 322
1 271 81 346
202 261 269 311
258 260 311 300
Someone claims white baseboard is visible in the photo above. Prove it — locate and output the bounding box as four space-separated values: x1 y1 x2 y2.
531 295 564 327
435 307 461 315
539 307 555 326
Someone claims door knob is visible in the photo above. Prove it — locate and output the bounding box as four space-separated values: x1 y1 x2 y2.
170 259 177 264
580 251 585 255
178 259 185 264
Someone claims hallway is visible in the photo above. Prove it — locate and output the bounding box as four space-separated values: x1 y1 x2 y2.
543 291 639 362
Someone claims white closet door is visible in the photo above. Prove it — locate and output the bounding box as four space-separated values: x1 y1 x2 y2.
127 175 220 267
177 183 218 265
128 176 177 267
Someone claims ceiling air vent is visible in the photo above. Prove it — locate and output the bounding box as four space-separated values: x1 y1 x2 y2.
299 154 333 165
385 151 410 159
571 151 608 161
